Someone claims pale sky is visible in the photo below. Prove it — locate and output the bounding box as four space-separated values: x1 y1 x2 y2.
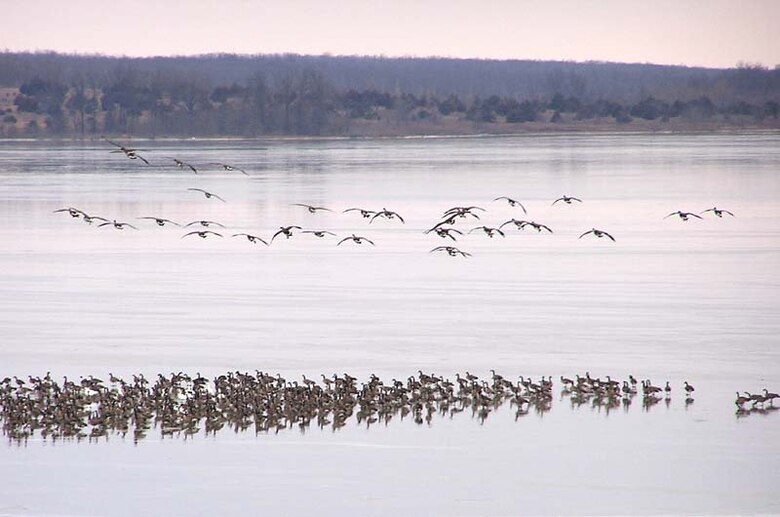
2 0 778 68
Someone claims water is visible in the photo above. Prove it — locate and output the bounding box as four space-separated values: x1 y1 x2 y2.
1 133 779 516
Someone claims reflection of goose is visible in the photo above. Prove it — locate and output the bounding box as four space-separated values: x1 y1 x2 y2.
182 230 223 239
493 197 527 213
337 234 375 246
664 211 702 221
188 188 225 202
701 207 734 218
231 233 268 245
578 228 615 242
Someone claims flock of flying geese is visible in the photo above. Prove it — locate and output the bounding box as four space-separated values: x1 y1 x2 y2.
50 138 736 257
5 369 772 443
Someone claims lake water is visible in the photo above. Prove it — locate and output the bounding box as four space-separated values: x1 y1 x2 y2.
1 133 779 516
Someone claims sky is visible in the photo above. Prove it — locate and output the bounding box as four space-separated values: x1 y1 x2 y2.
2 0 778 69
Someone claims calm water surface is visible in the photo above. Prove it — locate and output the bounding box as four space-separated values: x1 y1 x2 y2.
0 133 779 516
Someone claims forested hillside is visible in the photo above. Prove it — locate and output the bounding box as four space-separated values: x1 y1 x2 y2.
0 52 777 137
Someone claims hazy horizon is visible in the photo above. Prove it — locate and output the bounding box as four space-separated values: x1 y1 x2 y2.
3 0 779 69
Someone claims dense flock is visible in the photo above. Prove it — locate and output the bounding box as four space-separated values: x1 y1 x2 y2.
52 138 736 257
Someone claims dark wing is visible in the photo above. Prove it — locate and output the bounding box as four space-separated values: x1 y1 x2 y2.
604 232 616 242
664 212 680 219
205 231 223 237
362 238 376 246
578 230 594 239
209 221 226 228
468 227 484 233
97 222 111 227
722 210 735 216
123 223 139 230
135 153 150 165
188 188 206 194
184 221 200 228
392 212 405 223
86 216 109 222
102 137 125 149
571 197 582 202
430 247 447 253
232 233 248 237
495 228 505 237
270 230 285 242
499 220 516 229
700 208 715 214
211 193 226 202
186 163 198 173
369 212 383 223
448 228 464 235
688 213 703 219
494 197 511 202
336 237 350 246
293 203 314 209
517 202 527 214
539 224 553 233
552 198 564 206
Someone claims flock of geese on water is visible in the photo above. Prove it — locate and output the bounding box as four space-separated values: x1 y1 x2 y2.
1 370 776 444
50 138 735 257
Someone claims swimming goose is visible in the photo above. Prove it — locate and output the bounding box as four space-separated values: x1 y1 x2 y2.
469 226 505 238
493 197 527 213
700 207 734 218
430 246 471 257
664 211 702 221
98 220 138 230
763 389 778 404
271 225 302 242
138 217 180 227
337 234 375 246
370 208 405 224
188 188 226 202
552 195 582 206
182 230 223 239
579 228 615 241
684 382 695 396
231 234 269 245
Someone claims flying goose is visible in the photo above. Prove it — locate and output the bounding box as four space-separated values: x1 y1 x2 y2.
138 217 180 227
302 230 337 238
170 158 198 173
443 206 484 219
53 207 85 218
81 214 109 224
424 226 463 241
337 234 375 246
469 226 505 238
700 207 734 218
343 208 377 218
665 211 702 221
188 188 226 202
103 137 150 164
523 221 553 233
184 220 225 228
231 233 269 245
370 208 405 223
212 163 248 175
552 195 582 206
579 228 616 241
493 197 527 213
271 225 302 242
292 203 333 214
182 230 223 239
430 246 471 257
98 220 138 230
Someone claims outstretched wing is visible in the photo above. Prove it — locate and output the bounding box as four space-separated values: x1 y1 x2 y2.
578 230 594 239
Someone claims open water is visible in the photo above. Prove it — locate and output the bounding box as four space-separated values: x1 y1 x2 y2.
0 133 778 516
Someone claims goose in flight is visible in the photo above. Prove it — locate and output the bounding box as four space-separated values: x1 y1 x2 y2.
231 233 268 245
138 217 180 227
302 230 337 238
184 220 225 228
343 208 377 219
182 230 223 239
493 197 527 214
337 234 375 246
212 163 247 175
521 221 553 233
552 195 582 206
579 228 616 241
700 207 734 218
498 218 531 230
103 137 150 165
98 220 138 230
53 207 85 218
293 203 333 214
424 226 463 241
82 214 109 224
188 188 226 202
443 206 484 219
370 208 405 223
665 211 702 221
170 158 198 173
469 226 505 238
271 225 302 242
430 246 471 257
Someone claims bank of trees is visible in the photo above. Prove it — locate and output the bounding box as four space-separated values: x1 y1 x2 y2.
0 52 778 137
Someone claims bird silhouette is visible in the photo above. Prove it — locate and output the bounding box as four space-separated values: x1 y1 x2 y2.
579 228 615 241
188 188 225 202
337 234 375 246
493 197 527 213
552 195 582 206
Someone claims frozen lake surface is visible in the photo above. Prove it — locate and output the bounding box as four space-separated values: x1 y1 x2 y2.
0 133 779 516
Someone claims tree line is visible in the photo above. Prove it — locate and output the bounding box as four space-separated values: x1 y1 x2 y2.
0 52 778 137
